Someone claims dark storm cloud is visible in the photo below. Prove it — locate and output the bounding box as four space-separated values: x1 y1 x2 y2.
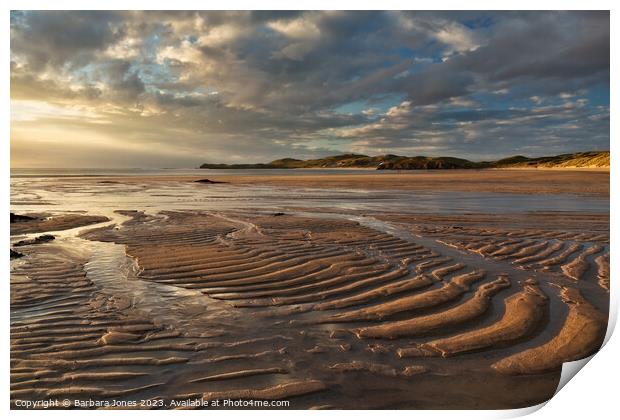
10 10 610 167
11 10 125 70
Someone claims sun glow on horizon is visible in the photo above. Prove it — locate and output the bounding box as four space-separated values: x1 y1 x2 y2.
10 11 610 168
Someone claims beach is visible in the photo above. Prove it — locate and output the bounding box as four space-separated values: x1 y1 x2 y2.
14 168 608 195
10 169 610 409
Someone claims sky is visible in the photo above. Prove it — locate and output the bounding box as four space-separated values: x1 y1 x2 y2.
10 11 610 168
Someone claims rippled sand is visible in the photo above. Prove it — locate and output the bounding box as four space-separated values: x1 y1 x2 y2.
10 172 609 409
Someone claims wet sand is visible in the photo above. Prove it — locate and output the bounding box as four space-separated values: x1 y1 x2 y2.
75 168 611 196
10 213 109 235
10 170 609 409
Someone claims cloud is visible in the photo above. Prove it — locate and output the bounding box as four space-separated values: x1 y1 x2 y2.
10 11 610 167
11 11 124 70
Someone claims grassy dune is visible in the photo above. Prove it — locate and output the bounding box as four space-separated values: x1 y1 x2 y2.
200 151 609 170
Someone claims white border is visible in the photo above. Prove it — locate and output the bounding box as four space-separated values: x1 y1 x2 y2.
3 2 616 419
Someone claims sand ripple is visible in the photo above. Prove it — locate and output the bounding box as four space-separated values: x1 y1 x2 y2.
11 210 608 409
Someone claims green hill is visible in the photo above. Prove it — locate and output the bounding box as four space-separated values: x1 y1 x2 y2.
199 151 609 170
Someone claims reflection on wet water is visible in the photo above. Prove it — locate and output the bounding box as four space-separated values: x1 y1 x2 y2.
82 238 241 335
10 176 609 217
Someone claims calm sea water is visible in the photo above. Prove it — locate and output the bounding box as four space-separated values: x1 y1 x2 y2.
10 167 383 177
10 168 609 215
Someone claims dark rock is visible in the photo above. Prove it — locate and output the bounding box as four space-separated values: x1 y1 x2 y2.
10 249 24 259
194 179 228 184
13 234 56 247
10 213 36 223
272 212 285 217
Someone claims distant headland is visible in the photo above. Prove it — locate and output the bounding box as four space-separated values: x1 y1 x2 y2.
200 151 609 170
